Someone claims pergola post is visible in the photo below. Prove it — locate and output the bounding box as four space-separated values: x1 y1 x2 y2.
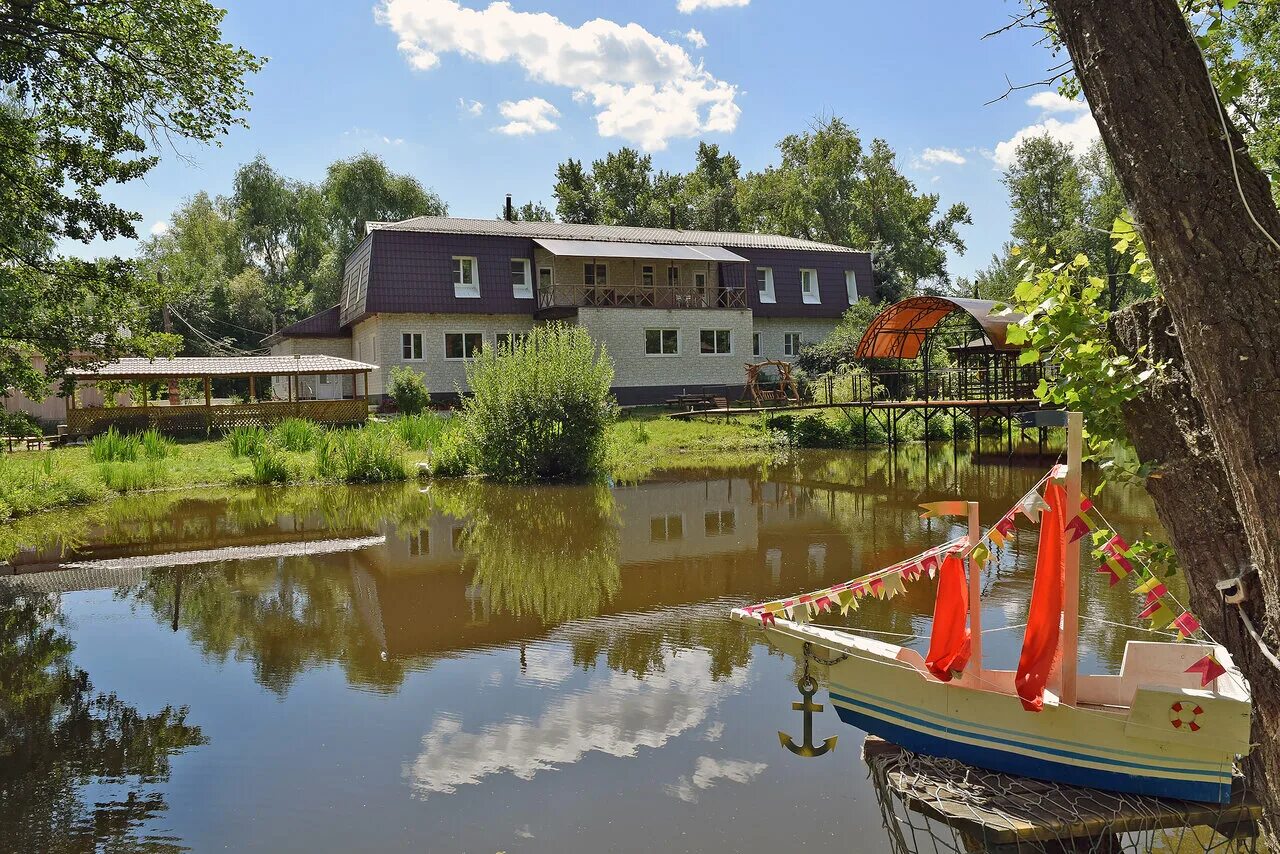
249 375 256 402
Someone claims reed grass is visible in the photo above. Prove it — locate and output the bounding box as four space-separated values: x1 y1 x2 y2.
271 418 324 452
226 425 268 458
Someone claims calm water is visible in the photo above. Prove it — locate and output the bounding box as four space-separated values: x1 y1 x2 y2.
0 447 1166 853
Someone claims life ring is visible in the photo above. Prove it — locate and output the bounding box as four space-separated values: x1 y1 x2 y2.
1169 701 1203 732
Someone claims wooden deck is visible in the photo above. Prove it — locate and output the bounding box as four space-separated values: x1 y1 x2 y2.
668 399 1046 419
66 398 369 437
863 736 1260 850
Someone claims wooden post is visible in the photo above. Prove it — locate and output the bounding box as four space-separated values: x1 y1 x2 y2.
249 375 256 402
203 376 211 407
1060 410 1084 706
967 500 983 681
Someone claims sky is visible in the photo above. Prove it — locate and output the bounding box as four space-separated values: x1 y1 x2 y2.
89 0 1101 282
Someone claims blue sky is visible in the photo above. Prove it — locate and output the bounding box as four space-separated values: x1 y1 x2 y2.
95 0 1100 281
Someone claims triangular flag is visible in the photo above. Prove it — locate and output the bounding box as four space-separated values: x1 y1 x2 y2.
920 554 940 576
995 516 1018 536
849 581 866 599
971 543 991 567
989 528 1007 549
760 611 776 626
882 573 906 599
814 595 833 614
1101 534 1131 559
1064 515 1093 543
1186 652 1227 687
1172 611 1202 640
869 577 885 598
1018 491 1050 521
836 589 856 615
1096 559 1129 586
1079 497 1094 513
1133 576 1168 600
1141 601 1176 629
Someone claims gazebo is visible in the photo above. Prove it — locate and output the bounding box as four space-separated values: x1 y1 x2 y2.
855 296 1043 402
64 355 377 437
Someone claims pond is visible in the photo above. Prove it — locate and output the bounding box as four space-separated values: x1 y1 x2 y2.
0 446 1166 853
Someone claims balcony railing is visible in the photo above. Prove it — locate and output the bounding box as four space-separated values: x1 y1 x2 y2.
538 283 747 310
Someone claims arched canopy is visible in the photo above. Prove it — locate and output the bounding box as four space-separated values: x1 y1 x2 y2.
855 296 1025 360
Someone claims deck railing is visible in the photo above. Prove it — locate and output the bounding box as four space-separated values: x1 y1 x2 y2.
538 283 748 310
67 399 369 437
816 365 1056 405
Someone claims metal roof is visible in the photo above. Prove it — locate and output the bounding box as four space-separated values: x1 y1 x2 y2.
369 216 859 254
855 297 1027 360
261 305 347 346
532 238 749 263
67 355 378 380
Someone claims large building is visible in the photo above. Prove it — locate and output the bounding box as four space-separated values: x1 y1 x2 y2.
264 215 874 405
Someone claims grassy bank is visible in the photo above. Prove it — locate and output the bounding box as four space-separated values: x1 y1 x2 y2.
0 407 982 522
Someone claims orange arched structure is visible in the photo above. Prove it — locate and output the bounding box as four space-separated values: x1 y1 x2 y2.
855 296 1024 360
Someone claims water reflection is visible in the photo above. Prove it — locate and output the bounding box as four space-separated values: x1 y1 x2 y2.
0 446 1169 852
0 585 204 854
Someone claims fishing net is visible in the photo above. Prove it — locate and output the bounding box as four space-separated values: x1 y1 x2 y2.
863 737 1261 854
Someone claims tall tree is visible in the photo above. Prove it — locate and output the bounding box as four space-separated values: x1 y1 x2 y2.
1002 134 1085 257
738 118 971 301
231 156 307 331
684 142 743 232
322 152 447 261
1039 0 1280 830
553 158 599 224
591 148 660 227
0 0 261 397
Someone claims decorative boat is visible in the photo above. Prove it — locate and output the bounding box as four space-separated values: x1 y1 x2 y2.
732 412 1252 803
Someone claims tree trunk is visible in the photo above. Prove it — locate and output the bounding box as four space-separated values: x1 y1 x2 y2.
1111 300 1278 824
1047 0 1280 830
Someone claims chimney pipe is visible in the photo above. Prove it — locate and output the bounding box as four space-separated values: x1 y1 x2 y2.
504 194 514 222
669 204 677 230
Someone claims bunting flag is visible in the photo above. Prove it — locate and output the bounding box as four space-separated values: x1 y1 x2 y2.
989 516 1017 548
1101 534 1131 560
882 574 906 599
1173 612 1202 640
1133 575 1168 602
1186 652 1227 687
920 554 940 576
1017 491 1051 522
1064 513 1094 543
1096 556 1131 586
971 543 991 567
1140 600 1177 629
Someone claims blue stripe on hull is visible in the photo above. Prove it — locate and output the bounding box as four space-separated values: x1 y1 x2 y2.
833 704 1231 804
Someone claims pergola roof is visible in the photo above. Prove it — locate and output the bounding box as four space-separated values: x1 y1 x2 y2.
67 355 377 380
855 296 1026 360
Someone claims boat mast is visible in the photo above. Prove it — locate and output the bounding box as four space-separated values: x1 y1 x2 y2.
1060 410 1084 705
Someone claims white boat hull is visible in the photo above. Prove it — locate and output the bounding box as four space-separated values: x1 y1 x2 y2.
735 610 1252 803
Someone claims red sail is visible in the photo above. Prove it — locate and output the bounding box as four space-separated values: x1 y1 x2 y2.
925 553 971 681
1015 480 1067 711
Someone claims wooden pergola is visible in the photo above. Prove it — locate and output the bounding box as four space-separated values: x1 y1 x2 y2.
65 355 377 437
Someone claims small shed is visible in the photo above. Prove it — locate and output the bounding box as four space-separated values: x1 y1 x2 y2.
65 355 377 436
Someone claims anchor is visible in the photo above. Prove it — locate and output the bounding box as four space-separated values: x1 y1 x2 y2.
778 644 838 757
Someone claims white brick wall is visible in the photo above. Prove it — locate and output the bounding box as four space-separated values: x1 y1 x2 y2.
575 307 753 390
751 317 839 363
268 336 355 399
362 312 536 396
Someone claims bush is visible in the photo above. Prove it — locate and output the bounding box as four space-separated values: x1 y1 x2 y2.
461 323 617 482
89 427 140 462
251 447 292 484
388 366 431 415
226 425 268 457
425 428 470 477
315 426 409 483
393 412 448 451
271 418 323 452
771 413 849 448
0 410 41 439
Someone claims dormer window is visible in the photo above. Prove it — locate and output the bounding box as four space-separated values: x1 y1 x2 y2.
756 267 775 303
800 268 820 304
453 256 479 298
511 259 532 298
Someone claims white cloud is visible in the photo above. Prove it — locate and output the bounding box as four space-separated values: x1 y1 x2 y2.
919 147 966 166
1025 91 1089 114
148 221 170 237
376 0 741 151
683 28 707 48
343 126 406 146
495 96 561 135
992 92 1099 169
677 0 749 12
457 97 484 116
666 756 768 803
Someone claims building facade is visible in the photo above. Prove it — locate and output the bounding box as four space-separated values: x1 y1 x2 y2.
264 216 874 406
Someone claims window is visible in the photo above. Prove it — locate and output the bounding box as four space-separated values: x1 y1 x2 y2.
444 332 484 360
845 270 859 305
704 509 736 537
453 256 479 298
800 268 820 303
401 332 423 360
584 263 607 286
645 328 679 356
667 266 680 287
650 514 684 542
694 271 707 292
408 530 429 557
511 259 532 298
641 265 655 288
538 267 553 289
756 267 775 303
752 332 762 357
495 331 528 351
699 329 731 355
784 332 802 357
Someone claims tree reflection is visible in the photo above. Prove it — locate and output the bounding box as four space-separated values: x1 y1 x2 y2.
0 585 204 854
435 482 623 625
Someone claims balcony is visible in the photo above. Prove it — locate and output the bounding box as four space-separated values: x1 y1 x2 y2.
537 282 748 313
